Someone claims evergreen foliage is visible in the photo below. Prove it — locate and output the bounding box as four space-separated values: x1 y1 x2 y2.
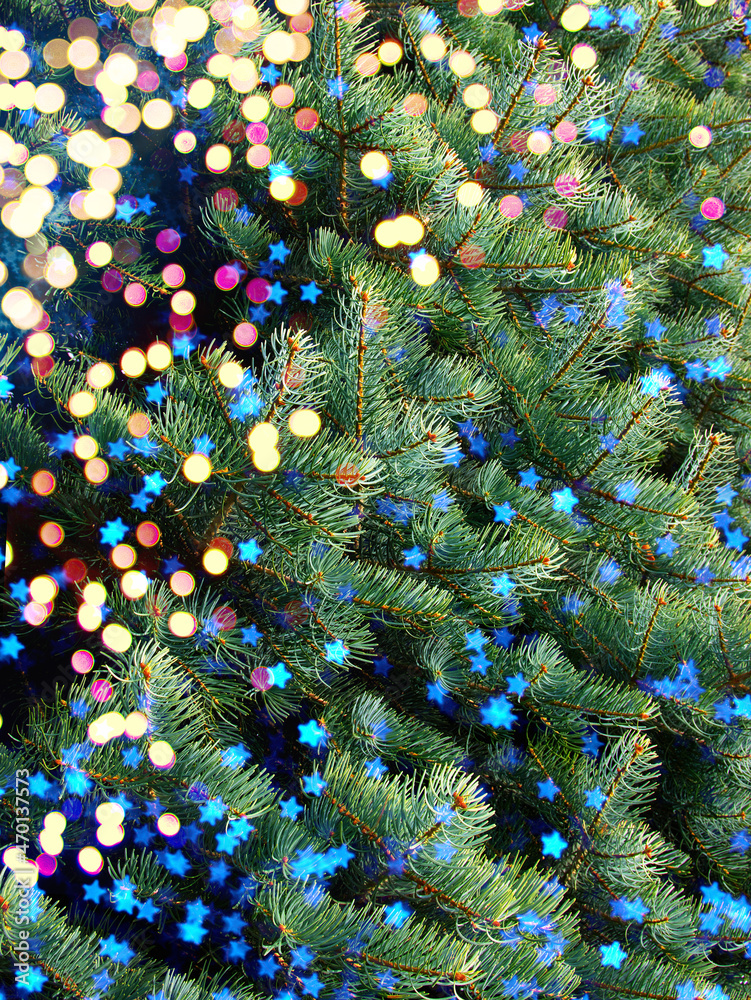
0 0 750 999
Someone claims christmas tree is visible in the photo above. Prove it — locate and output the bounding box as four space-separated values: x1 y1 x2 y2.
0 0 750 998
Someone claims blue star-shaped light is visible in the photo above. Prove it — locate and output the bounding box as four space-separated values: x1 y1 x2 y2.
192 434 215 456
615 480 639 504
617 6 641 32
364 757 388 779
706 356 732 381
300 975 324 998
241 625 261 646
644 318 666 341
300 281 323 303
492 574 515 597
130 490 150 511
585 787 607 809
600 942 627 969
621 121 644 145
28 771 55 797
199 798 227 825
611 896 649 923
480 694 516 729
221 743 250 768
465 629 486 652
384 901 412 928
260 64 281 85
537 779 559 801
508 161 528 181
702 244 729 269
70 698 89 719
268 240 290 263
238 539 263 562
280 796 304 820
51 431 75 454
137 194 156 215
299 720 328 749
115 200 138 222
693 565 715 585
99 518 128 547
131 436 160 457
655 533 679 557
145 382 166 405
158 850 191 876
470 659 492 683
108 438 129 461
505 672 527 697
705 315 722 337
725 527 748 551
563 304 582 325
519 467 541 489
302 773 328 796
267 281 287 305
122 746 142 767
599 559 622 584
0 634 24 659
0 456 20 482
522 22 544 42
325 639 348 664
403 545 427 568
269 662 292 688
493 502 517 525
99 934 135 964
178 163 198 184
541 831 568 858
17 967 48 993
9 579 28 601
327 75 348 98
143 471 167 496
589 5 614 26
82 880 107 903
685 360 706 381
730 829 751 854
248 304 270 324
585 116 612 142
551 487 578 514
